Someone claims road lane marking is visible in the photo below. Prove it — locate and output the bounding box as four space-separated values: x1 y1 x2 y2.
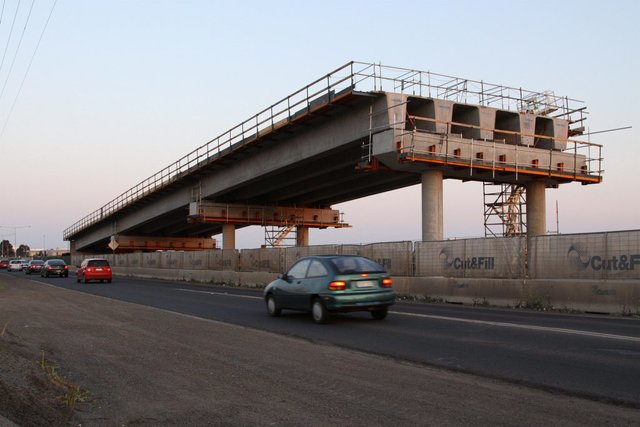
391 311 640 343
176 288 263 300
176 288 639 343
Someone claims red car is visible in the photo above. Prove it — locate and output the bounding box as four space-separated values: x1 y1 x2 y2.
76 258 112 283
0 260 9 269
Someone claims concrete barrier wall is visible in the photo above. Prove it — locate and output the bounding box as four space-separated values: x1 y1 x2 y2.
415 237 526 279
239 248 282 273
75 231 640 281
283 245 342 268
361 241 413 276
72 230 640 314
184 251 208 270
529 230 640 280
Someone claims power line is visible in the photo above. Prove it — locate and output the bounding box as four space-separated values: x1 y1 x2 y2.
0 0 35 102
0 0 21 78
0 1 7 27
0 0 57 142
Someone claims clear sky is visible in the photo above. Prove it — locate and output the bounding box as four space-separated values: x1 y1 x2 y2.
0 0 638 251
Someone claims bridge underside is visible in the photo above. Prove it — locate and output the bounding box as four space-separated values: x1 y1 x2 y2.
67 85 600 253
68 91 421 253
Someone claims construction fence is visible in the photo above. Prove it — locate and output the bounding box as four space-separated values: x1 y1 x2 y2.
80 230 640 281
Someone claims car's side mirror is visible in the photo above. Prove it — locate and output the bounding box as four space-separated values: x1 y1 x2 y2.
279 273 289 281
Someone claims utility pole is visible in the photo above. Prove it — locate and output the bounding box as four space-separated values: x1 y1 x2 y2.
0 225 31 257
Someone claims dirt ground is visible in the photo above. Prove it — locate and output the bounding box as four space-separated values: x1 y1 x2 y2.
1 272 640 426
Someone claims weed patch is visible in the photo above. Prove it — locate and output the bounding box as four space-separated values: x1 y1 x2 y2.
515 296 554 311
38 351 90 410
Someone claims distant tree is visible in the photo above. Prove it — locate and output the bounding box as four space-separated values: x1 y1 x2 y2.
1 240 14 257
16 244 30 257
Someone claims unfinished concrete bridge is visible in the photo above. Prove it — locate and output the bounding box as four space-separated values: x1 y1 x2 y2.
64 61 602 254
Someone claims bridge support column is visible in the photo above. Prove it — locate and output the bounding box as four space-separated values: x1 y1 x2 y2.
526 180 546 237
296 226 309 247
421 170 444 241
222 224 236 250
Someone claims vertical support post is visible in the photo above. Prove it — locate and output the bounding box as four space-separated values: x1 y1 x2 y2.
296 226 309 247
421 170 444 241
526 180 546 237
222 223 236 250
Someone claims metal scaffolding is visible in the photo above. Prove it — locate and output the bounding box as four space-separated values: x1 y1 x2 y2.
483 183 527 237
264 225 297 248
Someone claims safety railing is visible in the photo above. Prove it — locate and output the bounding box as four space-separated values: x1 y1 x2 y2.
64 61 588 240
397 128 603 183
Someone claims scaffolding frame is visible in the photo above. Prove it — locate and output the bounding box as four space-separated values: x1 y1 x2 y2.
483 183 527 238
264 225 297 248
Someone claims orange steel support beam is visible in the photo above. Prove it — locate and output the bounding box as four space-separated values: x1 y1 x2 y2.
112 235 217 252
189 216 350 228
399 154 602 184
188 201 350 229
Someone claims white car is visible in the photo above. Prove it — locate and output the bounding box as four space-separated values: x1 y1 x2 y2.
8 260 26 272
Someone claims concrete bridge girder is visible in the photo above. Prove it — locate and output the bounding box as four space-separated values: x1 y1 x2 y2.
68 88 596 254
69 93 391 253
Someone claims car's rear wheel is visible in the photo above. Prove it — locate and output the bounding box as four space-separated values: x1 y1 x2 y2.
84 278 89 284
371 307 388 320
107 279 112 283
311 299 329 324
266 295 281 316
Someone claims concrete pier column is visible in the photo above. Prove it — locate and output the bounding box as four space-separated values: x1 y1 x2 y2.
222 224 236 250
421 170 444 241
526 180 546 237
296 226 309 247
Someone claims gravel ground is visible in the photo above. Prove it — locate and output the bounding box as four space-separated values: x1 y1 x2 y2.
1 272 639 426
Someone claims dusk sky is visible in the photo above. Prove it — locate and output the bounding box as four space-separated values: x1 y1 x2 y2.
0 0 637 251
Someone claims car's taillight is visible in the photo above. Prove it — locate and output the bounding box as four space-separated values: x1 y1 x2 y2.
382 278 393 288
64 265 68 269
328 281 346 290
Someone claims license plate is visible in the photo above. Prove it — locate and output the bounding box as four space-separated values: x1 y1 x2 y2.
355 280 376 288
96 268 103 271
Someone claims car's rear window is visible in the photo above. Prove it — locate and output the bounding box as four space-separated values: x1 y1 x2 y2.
48 260 65 266
87 260 109 267
330 257 386 274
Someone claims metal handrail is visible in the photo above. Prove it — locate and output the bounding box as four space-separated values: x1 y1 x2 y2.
398 129 603 180
64 61 588 240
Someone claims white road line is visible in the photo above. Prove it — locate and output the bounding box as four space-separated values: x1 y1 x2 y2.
176 288 263 300
175 288 639 343
391 311 640 343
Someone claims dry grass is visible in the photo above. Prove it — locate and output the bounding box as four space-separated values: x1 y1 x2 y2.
38 350 90 409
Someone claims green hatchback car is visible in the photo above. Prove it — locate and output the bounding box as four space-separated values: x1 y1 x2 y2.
264 255 395 324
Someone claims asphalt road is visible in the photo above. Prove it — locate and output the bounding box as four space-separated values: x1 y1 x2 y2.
7 270 640 408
